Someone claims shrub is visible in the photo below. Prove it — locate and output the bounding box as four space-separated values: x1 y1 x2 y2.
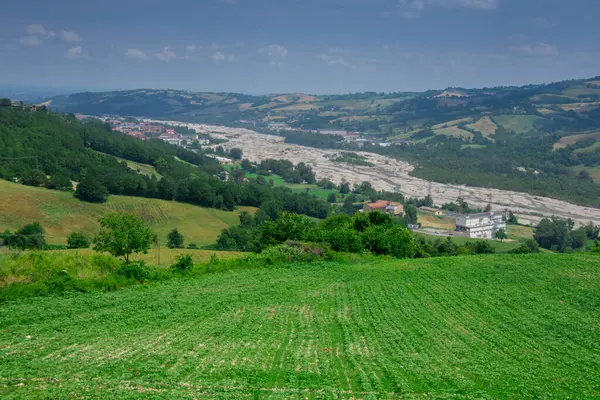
67 232 91 249
324 228 364 253
170 255 194 273
167 229 184 249
187 243 198 249
75 177 108 203
115 261 150 281
509 239 540 254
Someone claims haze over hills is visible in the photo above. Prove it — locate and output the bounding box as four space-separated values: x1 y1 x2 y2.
48 76 600 135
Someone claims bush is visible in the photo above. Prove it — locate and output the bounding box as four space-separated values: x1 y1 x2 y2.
509 239 541 254
464 240 495 255
324 227 364 253
0 222 46 250
115 260 151 281
75 177 109 203
187 243 198 249
67 232 90 249
170 255 194 273
167 229 184 249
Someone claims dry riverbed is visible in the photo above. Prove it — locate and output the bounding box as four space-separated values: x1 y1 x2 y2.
154 121 600 226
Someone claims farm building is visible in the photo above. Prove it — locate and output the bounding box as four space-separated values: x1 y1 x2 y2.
419 206 443 216
363 200 404 217
455 212 506 239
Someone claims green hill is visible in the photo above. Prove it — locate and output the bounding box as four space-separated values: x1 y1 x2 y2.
1 253 598 398
42 77 600 207
0 179 254 247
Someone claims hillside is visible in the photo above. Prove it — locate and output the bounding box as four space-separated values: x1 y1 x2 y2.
1 253 598 398
44 77 600 207
0 179 253 246
48 77 600 138
0 105 331 219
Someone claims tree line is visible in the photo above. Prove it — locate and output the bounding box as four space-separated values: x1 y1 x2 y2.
0 106 330 218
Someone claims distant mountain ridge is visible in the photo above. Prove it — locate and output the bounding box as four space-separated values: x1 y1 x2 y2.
47 76 600 136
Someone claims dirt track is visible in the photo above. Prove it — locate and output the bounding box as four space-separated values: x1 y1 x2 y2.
159 121 600 227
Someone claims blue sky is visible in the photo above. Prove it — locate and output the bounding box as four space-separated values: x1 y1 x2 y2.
1 0 599 94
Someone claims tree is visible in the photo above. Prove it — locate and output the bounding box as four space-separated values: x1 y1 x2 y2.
93 213 154 263
0 222 46 250
67 232 90 249
340 181 350 194
167 228 184 249
229 148 243 160
507 210 519 225
591 239 600 254
75 177 109 203
327 193 337 203
404 204 418 225
534 217 584 252
495 228 508 242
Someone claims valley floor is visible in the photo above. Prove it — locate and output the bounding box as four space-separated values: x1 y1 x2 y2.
174 122 600 227
1 254 598 399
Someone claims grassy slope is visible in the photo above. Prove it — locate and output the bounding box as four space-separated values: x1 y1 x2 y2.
0 180 255 246
492 115 542 134
0 253 598 398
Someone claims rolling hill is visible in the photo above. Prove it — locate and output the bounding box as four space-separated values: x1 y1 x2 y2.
47 77 600 141
0 179 254 247
1 253 598 398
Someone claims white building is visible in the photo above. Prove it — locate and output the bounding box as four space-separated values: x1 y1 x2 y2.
455 212 506 239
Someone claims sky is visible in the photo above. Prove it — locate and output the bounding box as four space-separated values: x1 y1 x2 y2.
1 0 599 94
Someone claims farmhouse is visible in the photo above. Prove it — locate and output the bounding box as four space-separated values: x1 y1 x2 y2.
455 212 506 239
419 206 443 216
363 200 404 217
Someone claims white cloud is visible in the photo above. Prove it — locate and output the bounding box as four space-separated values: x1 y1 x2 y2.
317 47 355 68
66 46 89 60
317 53 352 68
155 46 176 61
534 17 555 29
259 44 289 65
186 44 199 52
62 31 81 43
518 42 558 56
395 0 497 18
211 51 225 61
21 24 55 46
210 51 236 62
125 48 147 60
20 36 42 47
25 24 47 36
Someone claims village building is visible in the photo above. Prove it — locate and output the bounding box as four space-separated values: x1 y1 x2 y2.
419 206 443 216
455 212 506 239
363 200 404 217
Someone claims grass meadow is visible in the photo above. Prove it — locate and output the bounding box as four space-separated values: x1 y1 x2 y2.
0 180 254 247
0 253 598 398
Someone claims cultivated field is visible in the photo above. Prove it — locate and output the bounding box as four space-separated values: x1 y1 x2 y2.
553 130 600 150
466 116 497 136
492 115 542 134
0 180 253 246
1 254 598 398
433 126 473 139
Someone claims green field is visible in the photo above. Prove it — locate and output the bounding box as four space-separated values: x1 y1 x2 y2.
569 165 600 183
433 126 473 139
0 180 254 247
492 115 543 134
1 254 598 398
